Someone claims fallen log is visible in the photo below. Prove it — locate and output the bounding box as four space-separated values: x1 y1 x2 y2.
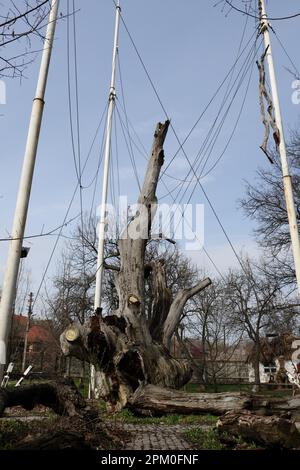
128 384 252 415
252 395 300 419
217 410 300 449
0 378 88 417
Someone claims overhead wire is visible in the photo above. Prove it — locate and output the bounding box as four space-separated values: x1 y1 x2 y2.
33 102 109 308
223 1 300 21
115 103 141 191
168 29 259 212
117 3 259 281
67 0 79 183
0 215 81 242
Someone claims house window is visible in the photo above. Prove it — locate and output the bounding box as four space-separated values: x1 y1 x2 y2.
264 363 277 374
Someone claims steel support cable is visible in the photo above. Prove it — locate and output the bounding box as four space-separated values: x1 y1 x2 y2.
67 0 79 183
115 104 141 191
160 37 259 236
88 107 110 222
117 51 142 192
33 104 110 308
117 3 259 184
114 1 260 285
224 1 300 21
166 36 259 212
165 14 251 187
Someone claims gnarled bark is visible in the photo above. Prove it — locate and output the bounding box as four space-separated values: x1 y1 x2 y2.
128 384 251 415
217 410 300 449
60 121 211 410
0 378 88 417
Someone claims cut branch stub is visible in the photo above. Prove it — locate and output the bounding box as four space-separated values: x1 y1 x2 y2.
65 325 80 342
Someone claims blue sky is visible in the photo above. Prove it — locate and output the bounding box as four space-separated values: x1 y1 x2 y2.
0 0 300 309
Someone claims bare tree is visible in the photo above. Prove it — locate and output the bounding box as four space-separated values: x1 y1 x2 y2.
240 130 300 288
224 255 299 389
0 0 53 79
185 279 244 391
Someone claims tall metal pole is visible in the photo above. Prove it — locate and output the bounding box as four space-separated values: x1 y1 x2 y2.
94 0 121 310
0 0 59 383
21 292 33 373
259 0 300 296
89 1 121 399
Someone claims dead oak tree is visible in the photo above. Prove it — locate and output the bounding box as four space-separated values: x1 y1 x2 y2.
60 120 211 410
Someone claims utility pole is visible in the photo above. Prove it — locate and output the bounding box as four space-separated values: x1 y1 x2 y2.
21 292 33 373
89 0 121 398
0 0 59 384
259 0 300 296
94 0 121 309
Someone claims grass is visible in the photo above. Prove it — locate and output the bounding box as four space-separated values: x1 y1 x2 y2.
185 428 225 450
102 407 218 426
185 427 259 450
184 382 295 397
0 420 40 450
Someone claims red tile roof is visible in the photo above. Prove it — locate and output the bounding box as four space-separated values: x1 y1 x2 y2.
13 315 53 344
27 325 52 344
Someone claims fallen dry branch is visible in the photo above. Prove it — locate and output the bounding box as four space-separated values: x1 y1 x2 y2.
128 384 252 415
217 410 300 449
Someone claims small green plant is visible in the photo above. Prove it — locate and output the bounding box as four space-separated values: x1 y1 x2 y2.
0 420 30 450
185 428 225 450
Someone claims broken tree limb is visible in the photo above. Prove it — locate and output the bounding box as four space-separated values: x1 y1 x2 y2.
0 378 87 417
217 410 300 449
128 384 251 415
163 278 212 350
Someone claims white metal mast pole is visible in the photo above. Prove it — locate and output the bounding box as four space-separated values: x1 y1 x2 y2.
259 0 300 296
89 0 120 399
0 0 59 383
94 0 121 310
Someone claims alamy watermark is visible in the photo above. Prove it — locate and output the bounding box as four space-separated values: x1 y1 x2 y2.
0 80 6 105
292 80 300 105
97 196 205 251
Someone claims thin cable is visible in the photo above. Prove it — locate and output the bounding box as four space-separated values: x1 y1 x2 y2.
118 7 251 278
161 32 260 238
171 38 258 238
203 247 226 280
115 103 141 191
118 3 258 181
33 107 109 308
72 0 86 283
273 30 300 78
67 0 79 183
81 102 109 189
0 215 80 242
89 107 109 222
116 97 149 159
117 51 142 192
224 0 300 21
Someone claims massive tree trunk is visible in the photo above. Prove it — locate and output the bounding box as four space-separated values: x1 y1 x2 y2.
61 121 211 410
